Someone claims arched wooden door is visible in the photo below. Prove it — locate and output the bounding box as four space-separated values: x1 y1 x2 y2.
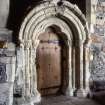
36 31 68 96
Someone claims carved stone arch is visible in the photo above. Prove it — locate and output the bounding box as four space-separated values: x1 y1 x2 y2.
17 0 90 104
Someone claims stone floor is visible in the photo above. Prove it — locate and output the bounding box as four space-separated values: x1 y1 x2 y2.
35 95 100 105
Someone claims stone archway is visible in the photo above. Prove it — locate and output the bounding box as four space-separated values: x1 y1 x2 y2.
36 26 70 96
17 0 91 104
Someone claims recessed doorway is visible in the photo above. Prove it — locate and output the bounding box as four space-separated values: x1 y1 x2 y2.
36 28 68 96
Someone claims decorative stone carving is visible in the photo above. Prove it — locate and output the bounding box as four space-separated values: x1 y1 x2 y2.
18 0 90 104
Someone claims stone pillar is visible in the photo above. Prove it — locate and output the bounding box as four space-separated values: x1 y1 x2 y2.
76 41 86 97
29 41 41 104
14 43 26 105
72 46 76 92
84 44 91 96
86 0 91 28
20 43 25 100
24 41 31 101
0 0 10 27
66 42 74 96
86 0 97 33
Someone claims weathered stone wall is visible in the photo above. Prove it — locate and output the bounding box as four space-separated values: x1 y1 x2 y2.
0 30 16 105
89 0 105 91
0 0 105 105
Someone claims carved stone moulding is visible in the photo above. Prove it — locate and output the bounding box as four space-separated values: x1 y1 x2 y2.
17 0 91 104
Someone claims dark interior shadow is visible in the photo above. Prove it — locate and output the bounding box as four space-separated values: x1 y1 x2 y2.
7 0 43 44
90 80 105 105
6 0 86 44
92 91 105 105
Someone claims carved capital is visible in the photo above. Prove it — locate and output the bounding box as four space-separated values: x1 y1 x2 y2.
32 39 40 49
24 40 32 49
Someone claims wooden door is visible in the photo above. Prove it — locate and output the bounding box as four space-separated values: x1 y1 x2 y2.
36 32 62 96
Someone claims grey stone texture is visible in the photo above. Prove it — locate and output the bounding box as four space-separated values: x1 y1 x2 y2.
0 0 105 105
90 0 105 91
0 0 9 28
0 28 16 105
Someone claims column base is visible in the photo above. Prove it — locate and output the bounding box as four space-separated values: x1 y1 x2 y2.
14 91 41 105
76 89 89 97
30 93 41 104
65 87 74 96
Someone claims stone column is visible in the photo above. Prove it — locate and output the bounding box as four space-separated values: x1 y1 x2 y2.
30 46 33 97
84 44 91 96
30 41 41 104
14 42 26 105
76 41 86 97
72 46 76 92
20 43 26 100
66 42 74 96
24 41 31 101
0 0 10 27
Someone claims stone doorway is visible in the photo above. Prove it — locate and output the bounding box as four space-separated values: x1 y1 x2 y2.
36 28 68 96
17 0 90 104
